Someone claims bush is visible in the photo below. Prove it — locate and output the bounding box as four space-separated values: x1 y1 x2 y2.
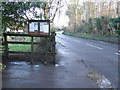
68 16 119 36
87 18 94 33
109 17 120 35
94 18 102 35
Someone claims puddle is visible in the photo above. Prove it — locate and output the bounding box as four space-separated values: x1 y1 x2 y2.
55 64 60 67
4 61 66 78
32 64 41 70
10 61 30 65
34 65 39 68
55 62 65 67
88 71 115 88
4 61 42 78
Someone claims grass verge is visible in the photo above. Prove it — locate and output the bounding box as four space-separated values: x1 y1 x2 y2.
63 31 118 44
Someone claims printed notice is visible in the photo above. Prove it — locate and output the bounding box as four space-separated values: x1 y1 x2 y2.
29 22 38 32
40 22 49 33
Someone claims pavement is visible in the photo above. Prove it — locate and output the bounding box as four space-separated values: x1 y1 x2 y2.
2 37 99 88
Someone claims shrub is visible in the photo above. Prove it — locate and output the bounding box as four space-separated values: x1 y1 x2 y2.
87 18 94 33
94 18 102 35
109 17 120 35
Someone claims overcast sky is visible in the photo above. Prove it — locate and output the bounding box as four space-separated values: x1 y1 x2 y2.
53 2 69 28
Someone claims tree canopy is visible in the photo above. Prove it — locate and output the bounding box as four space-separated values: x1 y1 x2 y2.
2 2 43 31
2 1 63 32
65 0 120 36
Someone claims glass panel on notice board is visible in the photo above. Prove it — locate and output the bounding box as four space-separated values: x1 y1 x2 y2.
40 22 49 35
29 22 38 32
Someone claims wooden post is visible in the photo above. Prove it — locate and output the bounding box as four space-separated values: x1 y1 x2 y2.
51 32 56 64
38 22 40 34
3 33 8 57
44 37 48 64
31 36 34 64
31 36 34 54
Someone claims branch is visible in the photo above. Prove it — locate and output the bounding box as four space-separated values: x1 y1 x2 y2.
49 0 54 9
19 9 29 20
23 12 29 20
50 5 64 23
50 7 58 23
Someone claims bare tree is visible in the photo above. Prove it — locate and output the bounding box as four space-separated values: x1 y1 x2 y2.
41 0 64 23
116 1 120 17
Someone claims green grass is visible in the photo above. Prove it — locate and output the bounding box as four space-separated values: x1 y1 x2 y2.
8 36 32 42
8 37 37 52
63 31 118 44
8 44 31 52
1 36 43 55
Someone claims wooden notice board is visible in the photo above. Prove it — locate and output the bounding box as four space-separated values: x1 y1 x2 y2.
28 20 50 35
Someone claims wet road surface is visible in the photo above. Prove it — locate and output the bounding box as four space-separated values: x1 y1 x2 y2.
3 41 98 88
56 31 118 88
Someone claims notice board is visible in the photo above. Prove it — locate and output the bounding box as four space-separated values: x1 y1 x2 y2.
28 20 50 35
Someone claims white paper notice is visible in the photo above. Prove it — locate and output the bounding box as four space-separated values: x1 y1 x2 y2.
40 22 49 33
29 22 38 32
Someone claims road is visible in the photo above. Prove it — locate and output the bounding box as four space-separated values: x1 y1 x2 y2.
56 31 118 88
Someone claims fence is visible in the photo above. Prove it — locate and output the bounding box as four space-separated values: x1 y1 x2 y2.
2 32 56 64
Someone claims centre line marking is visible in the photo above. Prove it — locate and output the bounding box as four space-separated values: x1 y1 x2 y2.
86 43 103 50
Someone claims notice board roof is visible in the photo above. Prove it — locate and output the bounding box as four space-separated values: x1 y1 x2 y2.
28 20 50 22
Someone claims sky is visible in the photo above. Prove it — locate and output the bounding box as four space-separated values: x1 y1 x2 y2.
53 4 69 28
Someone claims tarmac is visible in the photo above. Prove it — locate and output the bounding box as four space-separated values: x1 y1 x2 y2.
2 42 99 88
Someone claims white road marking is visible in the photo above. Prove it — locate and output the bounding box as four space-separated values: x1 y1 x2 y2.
58 42 66 47
116 53 120 55
86 43 103 50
